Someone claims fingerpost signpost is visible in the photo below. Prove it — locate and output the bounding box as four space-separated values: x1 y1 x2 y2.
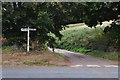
21 27 36 52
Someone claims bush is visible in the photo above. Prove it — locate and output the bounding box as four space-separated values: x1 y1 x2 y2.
2 46 14 52
88 51 118 61
55 27 107 51
54 25 118 61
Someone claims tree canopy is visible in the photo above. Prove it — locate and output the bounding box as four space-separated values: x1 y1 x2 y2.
2 2 120 49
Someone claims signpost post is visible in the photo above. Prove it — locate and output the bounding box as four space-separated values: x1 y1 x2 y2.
21 27 36 52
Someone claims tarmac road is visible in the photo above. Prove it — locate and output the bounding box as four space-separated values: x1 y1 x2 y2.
48 48 118 67
2 67 118 78
2 48 118 78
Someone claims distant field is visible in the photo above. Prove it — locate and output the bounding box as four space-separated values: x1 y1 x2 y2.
62 21 113 33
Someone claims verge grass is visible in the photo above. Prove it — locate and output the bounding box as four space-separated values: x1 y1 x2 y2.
2 45 69 67
23 60 54 66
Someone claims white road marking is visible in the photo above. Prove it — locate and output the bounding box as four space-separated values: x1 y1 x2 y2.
86 65 101 67
70 64 118 68
104 65 118 67
70 65 83 67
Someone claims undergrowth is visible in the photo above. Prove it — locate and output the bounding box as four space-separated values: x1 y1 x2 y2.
55 26 118 61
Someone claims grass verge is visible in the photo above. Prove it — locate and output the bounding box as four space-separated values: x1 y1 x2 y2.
2 46 69 67
23 60 54 66
87 51 118 61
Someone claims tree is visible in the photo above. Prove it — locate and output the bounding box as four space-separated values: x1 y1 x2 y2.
2 2 120 50
2 2 61 49
81 2 120 51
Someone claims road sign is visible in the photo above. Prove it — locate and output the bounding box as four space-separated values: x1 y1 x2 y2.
21 27 36 52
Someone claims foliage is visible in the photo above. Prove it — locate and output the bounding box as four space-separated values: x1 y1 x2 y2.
55 26 118 60
82 2 119 27
72 47 91 53
2 2 120 49
55 25 120 52
87 51 118 61
2 2 63 48
104 23 120 51
2 46 14 52
55 27 107 51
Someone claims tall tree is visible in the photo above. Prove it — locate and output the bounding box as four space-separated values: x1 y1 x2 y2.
2 2 120 50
